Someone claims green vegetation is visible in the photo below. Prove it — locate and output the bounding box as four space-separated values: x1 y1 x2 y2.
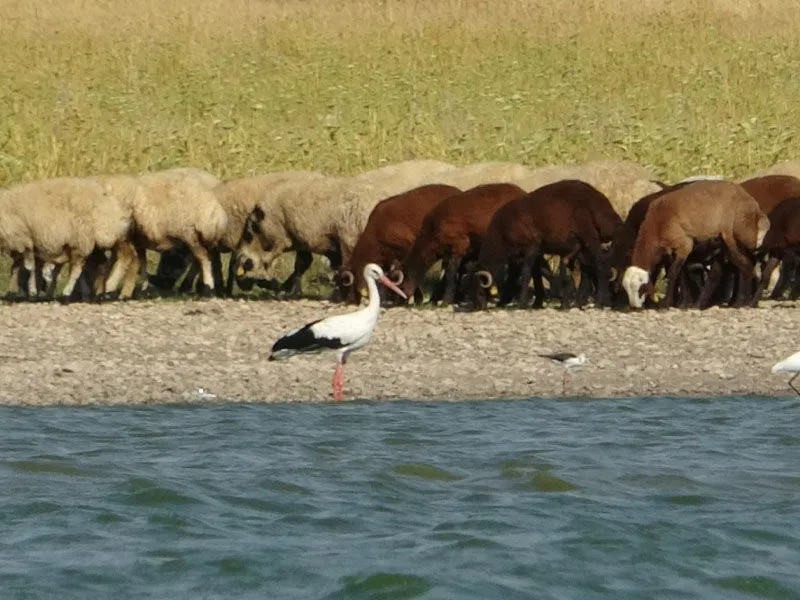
3 0 800 187
1 0 799 294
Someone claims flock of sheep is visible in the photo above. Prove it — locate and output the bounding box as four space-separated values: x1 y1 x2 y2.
1 157 799 310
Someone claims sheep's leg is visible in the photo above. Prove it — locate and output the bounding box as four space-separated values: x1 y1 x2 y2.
60 255 87 300
750 255 780 307
152 247 192 291
497 261 521 307
531 256 547 309
694 260 723 309
187 244 215 298
7 253 22 298
439 256 463 306
103 241 137 299
23 251 38 298
663 255 687 308
516 252 539 308
280 250 313 297
720 234 755 307
176 260 198 294
211 249 225 297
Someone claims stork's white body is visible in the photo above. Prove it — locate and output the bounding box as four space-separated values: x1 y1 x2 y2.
268 263 406 400
772 351 800 394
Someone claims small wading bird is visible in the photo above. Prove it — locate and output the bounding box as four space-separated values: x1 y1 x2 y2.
771 350 800 395
269 263 407 401
538 352 587 395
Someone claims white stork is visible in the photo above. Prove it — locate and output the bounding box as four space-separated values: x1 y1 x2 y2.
268 263 407 401
772 350 800 395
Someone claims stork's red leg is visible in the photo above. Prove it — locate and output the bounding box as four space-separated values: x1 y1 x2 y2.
331 361 345 401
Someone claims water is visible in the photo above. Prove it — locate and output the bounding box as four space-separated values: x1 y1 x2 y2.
1 397 800 600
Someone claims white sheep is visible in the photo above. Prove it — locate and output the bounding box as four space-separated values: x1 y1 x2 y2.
419 161 535 189
234 173 418 295
353 159 457 192
516 159 660 218
0 177 133 300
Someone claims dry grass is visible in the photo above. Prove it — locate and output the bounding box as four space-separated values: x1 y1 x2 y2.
2 0 800 292
2 0 800 189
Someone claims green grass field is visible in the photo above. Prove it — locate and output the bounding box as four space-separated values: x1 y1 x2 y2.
2 0 800 294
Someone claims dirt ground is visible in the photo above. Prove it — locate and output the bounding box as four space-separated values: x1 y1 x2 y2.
0 298 798 406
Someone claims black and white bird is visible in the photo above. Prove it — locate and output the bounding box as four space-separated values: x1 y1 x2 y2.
771 350 800 395
538 352 587 394
268 263 407 401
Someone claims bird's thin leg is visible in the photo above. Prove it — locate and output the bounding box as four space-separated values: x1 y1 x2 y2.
332 361 345 401
789 373 800 396
562 370 567 396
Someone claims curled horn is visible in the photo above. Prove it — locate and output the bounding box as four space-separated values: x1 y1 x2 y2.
339 270 354 287
609 266 618 282
476 270 493 289
389 269 404 285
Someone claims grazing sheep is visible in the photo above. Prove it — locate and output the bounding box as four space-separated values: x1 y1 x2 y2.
753 160 800 181
234 175 370 296
739 174 800 215
334 184 461 305
0 177 133 300
134 169 228 296
470 180 622 310
419 161 534 189
516 159 659 218
233 168 454 297
751 196 800 303
397 183 527 306
353 159 457 191
621 181 769 309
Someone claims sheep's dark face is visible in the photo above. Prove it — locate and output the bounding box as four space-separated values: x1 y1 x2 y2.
333 267 362 305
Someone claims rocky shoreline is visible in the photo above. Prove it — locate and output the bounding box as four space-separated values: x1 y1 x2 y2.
0 298 798 406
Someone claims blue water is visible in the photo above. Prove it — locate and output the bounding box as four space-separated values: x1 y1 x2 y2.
1 397 800 599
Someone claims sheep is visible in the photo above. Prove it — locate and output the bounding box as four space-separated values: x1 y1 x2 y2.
418 161 535 189
353 159 457 191
753 160 800 181
0 177 133 301
739 174 800 215
470 180 622 310
133 169 228 296
621 180 769 309
516 159 660 219
396 182 527 306
156 171 325 296
750 196 800 304
233 175 374 296
334 183 462 305
233 170 451 297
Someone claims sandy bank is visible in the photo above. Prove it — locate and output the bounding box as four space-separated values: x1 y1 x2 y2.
0 299 798 405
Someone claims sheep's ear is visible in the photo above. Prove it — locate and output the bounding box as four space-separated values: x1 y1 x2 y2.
253 206 265 221
242 228 254 244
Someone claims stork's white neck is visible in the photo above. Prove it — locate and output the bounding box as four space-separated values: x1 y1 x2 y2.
364 274 381 319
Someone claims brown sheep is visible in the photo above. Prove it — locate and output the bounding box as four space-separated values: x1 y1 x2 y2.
396 183 527 306
621 181 769 309
751 196 800 303
471 180 622 310
739 174 800 215
334 184 461 305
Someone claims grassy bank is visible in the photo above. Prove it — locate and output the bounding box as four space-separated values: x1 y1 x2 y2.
2 0 800 189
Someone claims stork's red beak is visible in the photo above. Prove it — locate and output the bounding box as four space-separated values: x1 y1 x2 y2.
378 275 408 300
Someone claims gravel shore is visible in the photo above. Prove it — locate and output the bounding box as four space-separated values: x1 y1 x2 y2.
0 298 798 405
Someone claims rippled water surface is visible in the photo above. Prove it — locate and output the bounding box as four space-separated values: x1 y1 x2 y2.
2 397 800 599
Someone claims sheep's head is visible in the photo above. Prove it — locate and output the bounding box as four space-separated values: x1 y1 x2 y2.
621 266 650 308
334 267 362 305
234 206 284 282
